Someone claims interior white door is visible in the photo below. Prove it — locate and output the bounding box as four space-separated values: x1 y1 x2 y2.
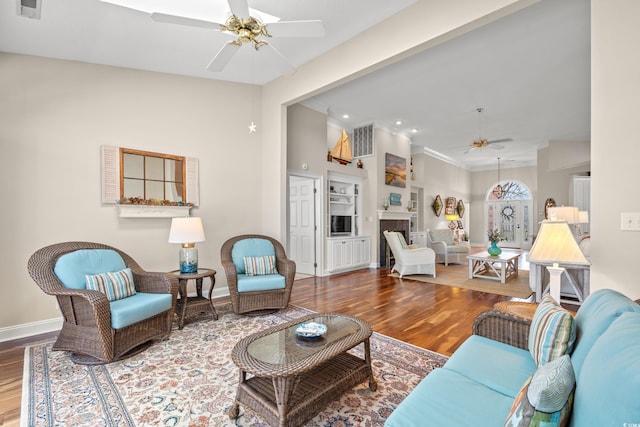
289 176 317 275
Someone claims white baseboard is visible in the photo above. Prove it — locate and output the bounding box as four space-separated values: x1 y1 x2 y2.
0 318 63 343
0 288 231 344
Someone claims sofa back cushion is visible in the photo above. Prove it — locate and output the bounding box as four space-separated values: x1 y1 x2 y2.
231 238 275 274
570 289 640 376
54 249 126 289
570 312 640 427
429 229 454 246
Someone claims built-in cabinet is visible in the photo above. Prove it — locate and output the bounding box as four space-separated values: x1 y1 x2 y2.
327 236 371 272
327 172 370 273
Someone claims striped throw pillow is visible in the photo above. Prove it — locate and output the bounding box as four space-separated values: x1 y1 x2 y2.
243 255 277 276
528 294 576 366
85 268 136 301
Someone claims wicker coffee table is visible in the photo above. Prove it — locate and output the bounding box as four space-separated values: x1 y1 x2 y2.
228 312 377 427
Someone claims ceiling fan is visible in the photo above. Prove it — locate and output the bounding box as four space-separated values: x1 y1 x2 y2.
464 108 513 154
150 0 325 72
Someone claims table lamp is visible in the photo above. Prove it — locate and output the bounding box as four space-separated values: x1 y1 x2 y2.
168 217 206 273
528 220 590 303
446 214 459 230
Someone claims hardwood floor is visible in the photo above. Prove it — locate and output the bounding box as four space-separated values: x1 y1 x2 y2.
289 267 515 356
0 265 525 426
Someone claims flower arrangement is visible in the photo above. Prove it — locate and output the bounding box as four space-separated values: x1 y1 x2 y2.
487 229 504 244
117 197 193 207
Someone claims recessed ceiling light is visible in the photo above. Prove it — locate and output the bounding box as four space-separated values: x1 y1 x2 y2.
412 128 418 133
342 114 350 119
396 120 402 125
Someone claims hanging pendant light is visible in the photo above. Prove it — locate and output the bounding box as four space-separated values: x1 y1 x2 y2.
493 157 503 199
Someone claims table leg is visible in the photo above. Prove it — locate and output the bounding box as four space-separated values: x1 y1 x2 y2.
178 278 187 330
272 376 296 427
364 338 377 391
468 259 474 279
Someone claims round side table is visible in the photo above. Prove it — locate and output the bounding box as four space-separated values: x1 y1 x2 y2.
170 268 218 329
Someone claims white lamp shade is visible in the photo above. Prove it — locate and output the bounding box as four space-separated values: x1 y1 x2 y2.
168 217 206 243
547 206 579 224
578 211 589 224
528 220 589 265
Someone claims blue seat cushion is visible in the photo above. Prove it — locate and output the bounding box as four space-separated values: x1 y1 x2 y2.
571 312 640 427
443 335 537 398
109 292 172 329
237 274 286 292
231 238 276 274
571 289 640 376
384 368 514 427
54 249 126 289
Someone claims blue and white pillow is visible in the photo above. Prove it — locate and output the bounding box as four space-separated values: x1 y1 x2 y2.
85 268 136 301
243 255 277 276
528 294 576 366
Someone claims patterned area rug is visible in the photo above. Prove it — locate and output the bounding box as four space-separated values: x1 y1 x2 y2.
23 303 448 427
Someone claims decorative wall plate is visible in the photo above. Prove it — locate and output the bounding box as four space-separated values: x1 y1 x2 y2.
457 199 465 218
432 195 443 217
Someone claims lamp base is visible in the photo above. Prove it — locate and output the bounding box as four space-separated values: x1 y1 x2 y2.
179 244 198 274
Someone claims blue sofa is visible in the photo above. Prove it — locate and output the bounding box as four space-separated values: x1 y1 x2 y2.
385 289 640 426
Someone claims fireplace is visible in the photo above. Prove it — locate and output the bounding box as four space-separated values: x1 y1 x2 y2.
379 219 410 268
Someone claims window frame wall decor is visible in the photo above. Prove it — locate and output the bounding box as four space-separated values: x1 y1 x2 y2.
101 145 199 218
384 153 407 188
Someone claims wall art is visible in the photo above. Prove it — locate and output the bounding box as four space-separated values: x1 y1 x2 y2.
385 153 407 188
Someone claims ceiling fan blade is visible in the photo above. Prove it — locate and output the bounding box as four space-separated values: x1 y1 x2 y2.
207 42 241 72
488 138 513 144
150 13 222 29
464 146 477 155
227 0 250 19
267 20 325 38
489 144 505 150
263 43 296 74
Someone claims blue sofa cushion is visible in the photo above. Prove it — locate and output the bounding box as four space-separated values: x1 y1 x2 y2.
528 294 576 367
231 238 276 274
384 368 515 427
237 274 286 292
54 249 126 289
85 268 136 301
570 312 640 427
444 335 537 398
570 289 640 376
109 292 172 329
504 355 575 427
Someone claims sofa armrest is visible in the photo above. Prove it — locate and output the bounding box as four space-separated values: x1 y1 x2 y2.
473 310 531 350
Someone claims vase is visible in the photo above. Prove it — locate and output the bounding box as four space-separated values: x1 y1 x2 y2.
488 241 502 256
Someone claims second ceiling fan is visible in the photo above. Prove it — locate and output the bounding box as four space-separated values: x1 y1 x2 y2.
151 0 325 72
464 107 513 154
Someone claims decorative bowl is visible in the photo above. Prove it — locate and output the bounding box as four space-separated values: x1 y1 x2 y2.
295 322 327 338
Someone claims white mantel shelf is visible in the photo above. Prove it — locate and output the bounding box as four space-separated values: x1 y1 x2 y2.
117 204 192 218
377 210 415 220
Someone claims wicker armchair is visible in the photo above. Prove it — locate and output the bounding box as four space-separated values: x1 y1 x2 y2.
220 234 296 315
28 241 179 364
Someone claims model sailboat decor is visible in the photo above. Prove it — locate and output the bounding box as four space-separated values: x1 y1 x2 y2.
330 129 353 165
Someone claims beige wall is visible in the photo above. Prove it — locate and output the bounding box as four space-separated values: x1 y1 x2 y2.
591 0 640 298
0 53 262 333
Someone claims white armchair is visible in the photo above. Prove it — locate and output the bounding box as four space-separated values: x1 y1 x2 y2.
383 231 436 278
427 228 470 266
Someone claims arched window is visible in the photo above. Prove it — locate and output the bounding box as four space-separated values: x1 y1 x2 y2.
488 181 531 201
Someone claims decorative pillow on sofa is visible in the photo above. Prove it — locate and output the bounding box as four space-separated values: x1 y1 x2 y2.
528 294 576 366
504 355 575 427
85 268 136 302
243 255 277 276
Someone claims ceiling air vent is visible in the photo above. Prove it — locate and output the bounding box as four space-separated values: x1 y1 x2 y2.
17 0 41 19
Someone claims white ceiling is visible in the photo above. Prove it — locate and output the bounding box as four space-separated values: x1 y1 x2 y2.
1 0 590 171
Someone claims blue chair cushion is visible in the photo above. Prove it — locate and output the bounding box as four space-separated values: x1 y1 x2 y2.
237 274 286 292
109 292 172 329
231 238 276 274
54 249 126 289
